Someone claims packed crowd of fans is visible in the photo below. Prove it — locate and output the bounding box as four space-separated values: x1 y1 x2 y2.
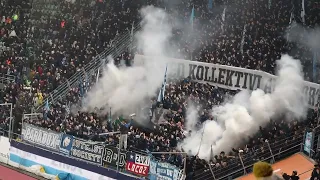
0 0 320 179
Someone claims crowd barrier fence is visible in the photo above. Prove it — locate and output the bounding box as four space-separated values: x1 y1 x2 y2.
0 123 185 180
0 74 15 86
1 121 314 180
194 129 308 180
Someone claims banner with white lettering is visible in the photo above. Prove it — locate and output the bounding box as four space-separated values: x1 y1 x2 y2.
59 134 73 155
102 146 127 169
304 132 313 155
21 123 61 151
126 152 150 176
70 138 104 165
148 159 181 180
0 136 10 164
134 54 320 109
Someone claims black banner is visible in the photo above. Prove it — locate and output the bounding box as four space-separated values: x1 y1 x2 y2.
70 138 104 165
102 146 127 169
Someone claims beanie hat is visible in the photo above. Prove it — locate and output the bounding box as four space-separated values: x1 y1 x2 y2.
253 161 273 179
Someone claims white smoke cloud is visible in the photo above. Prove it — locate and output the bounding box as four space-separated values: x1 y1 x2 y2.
286 24 320 51
179 55 308 160
185 103 199 131
82 6 174 117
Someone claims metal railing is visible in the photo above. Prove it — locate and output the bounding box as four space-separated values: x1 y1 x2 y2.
2 120 313 180
0 129 141 179
1 127 184 179
194 130 305 180
0 74 15 86
34 21 142 112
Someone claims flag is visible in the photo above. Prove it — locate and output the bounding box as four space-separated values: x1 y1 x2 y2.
221 7 226 31
114 116 125 129
45 99 50 111
157 65 168 103
190 6 195 28
313 52 318 82
301 0 305 24
287 10 296 40
240 24 247 54
268 0 272 9
79 76 85 106
222 7 226 22
109 107 112 122
126 152 150 176
289 10 294 25
208 0 213 9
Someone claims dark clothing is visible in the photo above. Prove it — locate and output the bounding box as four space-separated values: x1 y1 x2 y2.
120 120 131 134
282 173 299 180
311 168 320 180
120 124 129 134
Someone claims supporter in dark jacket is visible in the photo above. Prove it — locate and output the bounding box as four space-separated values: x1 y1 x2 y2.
119 118 132 151
311 165 320 180
282 171 299 180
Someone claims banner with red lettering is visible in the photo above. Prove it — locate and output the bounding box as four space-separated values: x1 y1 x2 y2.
125 152 150 176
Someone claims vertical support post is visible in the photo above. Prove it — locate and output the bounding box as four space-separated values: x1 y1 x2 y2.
238 152 247 175
265 140 275 163
207 161 216 180
116 145 121 172
311 129 316 158
8 103 13 140
301 129 307 152
183 153 187 177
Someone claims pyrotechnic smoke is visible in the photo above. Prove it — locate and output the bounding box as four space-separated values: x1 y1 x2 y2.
82 6 174 116
185 103 199 131
180 55 308 160
286 24 320 51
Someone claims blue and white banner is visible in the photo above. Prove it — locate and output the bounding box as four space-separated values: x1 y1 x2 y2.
0 136 10 164
21 123 62 151
304 132 313 154
148 159 181 180
9 140 134 180
60 134 74 155
70 138 104 165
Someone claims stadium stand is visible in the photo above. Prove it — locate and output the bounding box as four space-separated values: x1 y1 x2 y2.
0 0 320 180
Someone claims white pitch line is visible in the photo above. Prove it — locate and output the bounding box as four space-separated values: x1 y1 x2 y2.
273 169 281 173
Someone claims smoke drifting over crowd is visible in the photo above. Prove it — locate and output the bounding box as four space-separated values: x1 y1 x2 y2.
82 6 173 116
180 55 308 160
83 6 308 160
286 24 320 51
